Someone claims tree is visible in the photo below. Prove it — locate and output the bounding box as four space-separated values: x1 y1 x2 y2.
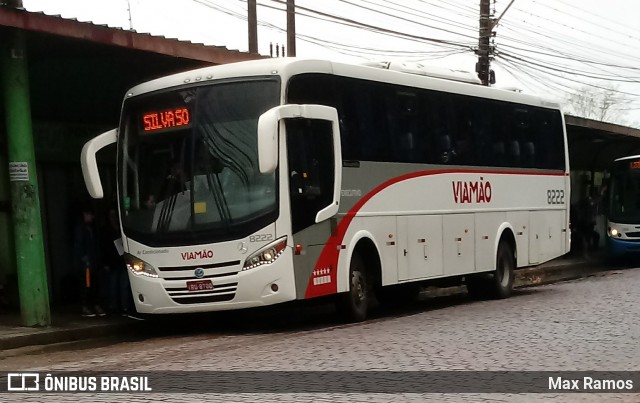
564 83 632 126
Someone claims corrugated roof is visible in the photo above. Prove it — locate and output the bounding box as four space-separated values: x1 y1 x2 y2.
0 6 264 64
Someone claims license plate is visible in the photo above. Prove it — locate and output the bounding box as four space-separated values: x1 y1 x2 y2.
186 280 213 292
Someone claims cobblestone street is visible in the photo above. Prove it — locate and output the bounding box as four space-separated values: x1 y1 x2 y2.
2 267 639 402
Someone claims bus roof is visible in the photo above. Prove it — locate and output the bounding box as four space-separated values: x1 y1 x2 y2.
124 58 561 110
614 155 640 162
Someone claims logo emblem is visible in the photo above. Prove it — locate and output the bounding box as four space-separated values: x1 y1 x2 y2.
238 242 248 254
194 268 205 278
7 373 40 391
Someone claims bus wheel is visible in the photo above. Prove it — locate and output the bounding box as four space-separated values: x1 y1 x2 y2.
466 240 515 300
339 253 369 322
492 240 515 299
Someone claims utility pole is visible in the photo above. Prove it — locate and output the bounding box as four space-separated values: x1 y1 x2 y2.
126 0 133 30
476 0 493 86
1 0 51 326
476 0 516 86
248 0 258 54
286 0 296 57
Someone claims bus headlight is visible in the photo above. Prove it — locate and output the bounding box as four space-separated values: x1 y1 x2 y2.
242 237 287 271
124 253 159 278
608 226 621 237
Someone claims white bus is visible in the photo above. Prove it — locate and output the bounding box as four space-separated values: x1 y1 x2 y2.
82 58 570 321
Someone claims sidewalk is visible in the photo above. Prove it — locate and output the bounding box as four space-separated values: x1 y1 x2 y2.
0 254 609 353
0 308 144 353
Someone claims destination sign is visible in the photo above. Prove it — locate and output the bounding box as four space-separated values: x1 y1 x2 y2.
142 107 191 133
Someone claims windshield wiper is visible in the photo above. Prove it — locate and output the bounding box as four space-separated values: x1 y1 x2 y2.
206 172 232 229
156 193 178 233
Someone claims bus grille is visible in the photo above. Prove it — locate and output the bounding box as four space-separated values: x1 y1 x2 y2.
157 260 241 280
624 231 640 238
164 282 238 304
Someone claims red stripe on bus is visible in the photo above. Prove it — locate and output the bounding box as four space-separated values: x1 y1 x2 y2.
303 168 565 299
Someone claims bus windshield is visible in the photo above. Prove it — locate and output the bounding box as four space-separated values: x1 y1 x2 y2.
609 162 640 224
119 79 280 246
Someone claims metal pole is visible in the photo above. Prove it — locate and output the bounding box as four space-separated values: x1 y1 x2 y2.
286 0 296 57
1 21 51 326
248 0 258 54
126 0 134 31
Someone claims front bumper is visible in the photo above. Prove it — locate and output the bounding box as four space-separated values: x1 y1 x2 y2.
607 237 640 257
129 250 297 314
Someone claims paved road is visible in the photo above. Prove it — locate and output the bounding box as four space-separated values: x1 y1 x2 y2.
1 267 639 402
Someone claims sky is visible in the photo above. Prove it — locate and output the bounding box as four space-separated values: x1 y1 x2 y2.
21 0 640 128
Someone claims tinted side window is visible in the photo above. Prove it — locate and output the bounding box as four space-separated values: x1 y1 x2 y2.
287 73 565 170
288 73 354 160
422 91 453 165
535 109 565 170
287 119 335 233
388 90 428 163
287 73 336 105
335 77 392 162
499 103 530 168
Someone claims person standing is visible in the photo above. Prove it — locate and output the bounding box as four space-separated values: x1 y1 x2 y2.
103 206 133 316
73 204 106 317
577 189 600 258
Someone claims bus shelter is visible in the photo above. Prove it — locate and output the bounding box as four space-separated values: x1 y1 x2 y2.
0 7 262 324
567 116 640 202
566 115 640 251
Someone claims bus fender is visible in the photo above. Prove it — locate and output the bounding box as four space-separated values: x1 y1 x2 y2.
338 230 382 294
494 222 517 269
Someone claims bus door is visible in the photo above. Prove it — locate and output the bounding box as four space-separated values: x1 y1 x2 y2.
257 104 342 297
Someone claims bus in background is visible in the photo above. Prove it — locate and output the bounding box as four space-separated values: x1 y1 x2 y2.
606 155 640 257
81 58 570 322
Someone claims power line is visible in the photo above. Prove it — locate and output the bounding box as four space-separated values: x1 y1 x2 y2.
500 17 640 65
497 42 640 72
265 0 474 50
188 0 640 117
495 52 640 98
336 0 479 41
194 0 474 59
532 0 640 42
499 49 640 82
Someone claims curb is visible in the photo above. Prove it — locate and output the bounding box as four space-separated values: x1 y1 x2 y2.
514 260 602 288
0 320 144 353
422 259 603 299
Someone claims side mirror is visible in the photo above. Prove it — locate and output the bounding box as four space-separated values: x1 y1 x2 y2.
81 128 117 198
257 108 280 174
258 105 341 174
258 104 342 223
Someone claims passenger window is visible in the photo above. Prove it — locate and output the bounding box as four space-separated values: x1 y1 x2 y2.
389 91 423 163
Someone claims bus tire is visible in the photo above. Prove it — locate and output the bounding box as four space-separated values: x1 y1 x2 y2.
489 240 515 299
466 240 515 300
338 253 369 322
